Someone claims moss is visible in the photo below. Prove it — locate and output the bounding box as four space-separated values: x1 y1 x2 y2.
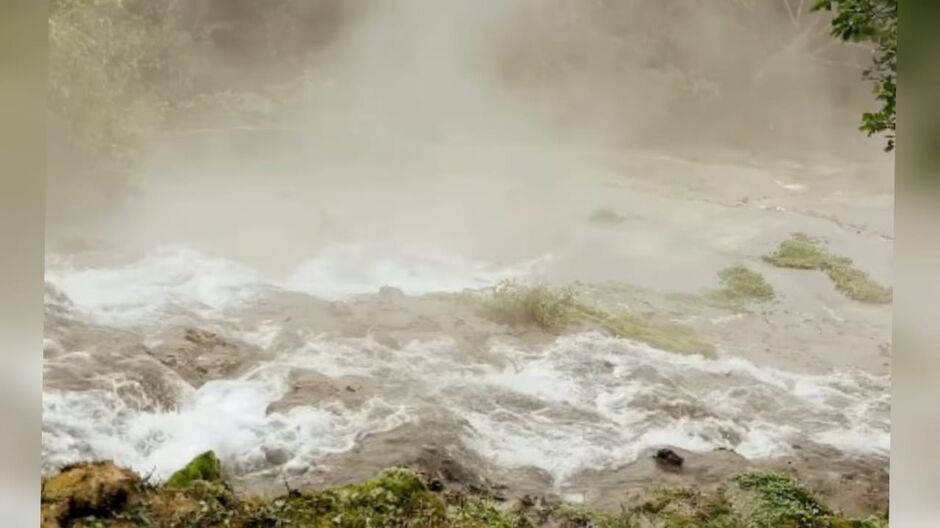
43 461 141 512
732 472 830 527
449 497 532 528
763 234 892 304
40 461 888 528
42 461 142 528
163 451 222 490
625 488 738 528
244 468 447 527
553 506 627 527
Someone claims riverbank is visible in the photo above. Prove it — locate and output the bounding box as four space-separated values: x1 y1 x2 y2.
41 452 887 527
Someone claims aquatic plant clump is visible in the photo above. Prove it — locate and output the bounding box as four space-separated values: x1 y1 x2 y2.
763 233 892 304
670 265 776 313
39 455 889 527
716 265 776 303
480 280 714 356
574 304 716 357
481 280 578 331
763 233 833 270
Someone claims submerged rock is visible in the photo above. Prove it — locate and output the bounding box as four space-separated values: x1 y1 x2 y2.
146 327 264 388
654 448 685 469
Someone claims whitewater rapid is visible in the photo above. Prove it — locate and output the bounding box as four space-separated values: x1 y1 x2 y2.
42 247 889 489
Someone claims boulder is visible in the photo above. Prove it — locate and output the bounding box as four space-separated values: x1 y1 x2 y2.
41 461 140 527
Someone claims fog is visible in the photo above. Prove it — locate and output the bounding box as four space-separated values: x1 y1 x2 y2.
42 2 894 512
46 0 891 282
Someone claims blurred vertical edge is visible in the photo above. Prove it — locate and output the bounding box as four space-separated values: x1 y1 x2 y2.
0 0 47 526
892 0 940 526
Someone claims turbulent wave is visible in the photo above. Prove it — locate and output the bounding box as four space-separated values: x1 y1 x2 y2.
42 248 889 488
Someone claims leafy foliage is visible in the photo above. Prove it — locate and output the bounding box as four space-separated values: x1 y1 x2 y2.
813 0 897 151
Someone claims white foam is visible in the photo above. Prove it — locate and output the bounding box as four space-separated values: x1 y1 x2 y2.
240 321 284 350
45 248 266 327
46 245 550 325
42 246 889 487
42 362 413 481
775 180 808 192
449 333 889 483
284 244 551 299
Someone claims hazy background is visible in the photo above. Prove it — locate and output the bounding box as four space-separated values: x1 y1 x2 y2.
6 1 938 526
46 0 888 279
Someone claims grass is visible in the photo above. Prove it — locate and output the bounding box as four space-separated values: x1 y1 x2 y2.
732 472 830 527
715 265 776 304
670 265 775 313
763 233 892 304
762 233 832 270
42 457 889 528
481 281 578 332
575 304 715 357
480 280 715 357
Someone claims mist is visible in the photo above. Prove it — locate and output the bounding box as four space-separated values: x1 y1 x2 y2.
47 0 891 282
42 2 894 519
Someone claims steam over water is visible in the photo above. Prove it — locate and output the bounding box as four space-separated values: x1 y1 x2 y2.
44 0 892 506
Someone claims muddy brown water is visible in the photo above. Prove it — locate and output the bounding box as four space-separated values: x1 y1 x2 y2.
43 147 891 516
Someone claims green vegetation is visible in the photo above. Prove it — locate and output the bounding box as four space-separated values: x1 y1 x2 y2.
40 458 889 528
47 0 323 183
813 0 897 151
763 234 892 304
733 472 830 527
242 469 447 527
763 233 832 270
576 304 715 357
716 266 776 304
671 265 776 314
480 280 714 357
730 472 889 528
163 451 222 490
481 281 578 332
49 0 186 176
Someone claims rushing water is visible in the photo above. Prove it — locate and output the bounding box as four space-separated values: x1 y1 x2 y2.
42 246 889 491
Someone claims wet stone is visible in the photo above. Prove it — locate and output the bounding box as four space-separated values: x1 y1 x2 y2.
654 448 684 469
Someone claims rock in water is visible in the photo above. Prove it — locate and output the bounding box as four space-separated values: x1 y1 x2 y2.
163 450 223 489
654 448 684 468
